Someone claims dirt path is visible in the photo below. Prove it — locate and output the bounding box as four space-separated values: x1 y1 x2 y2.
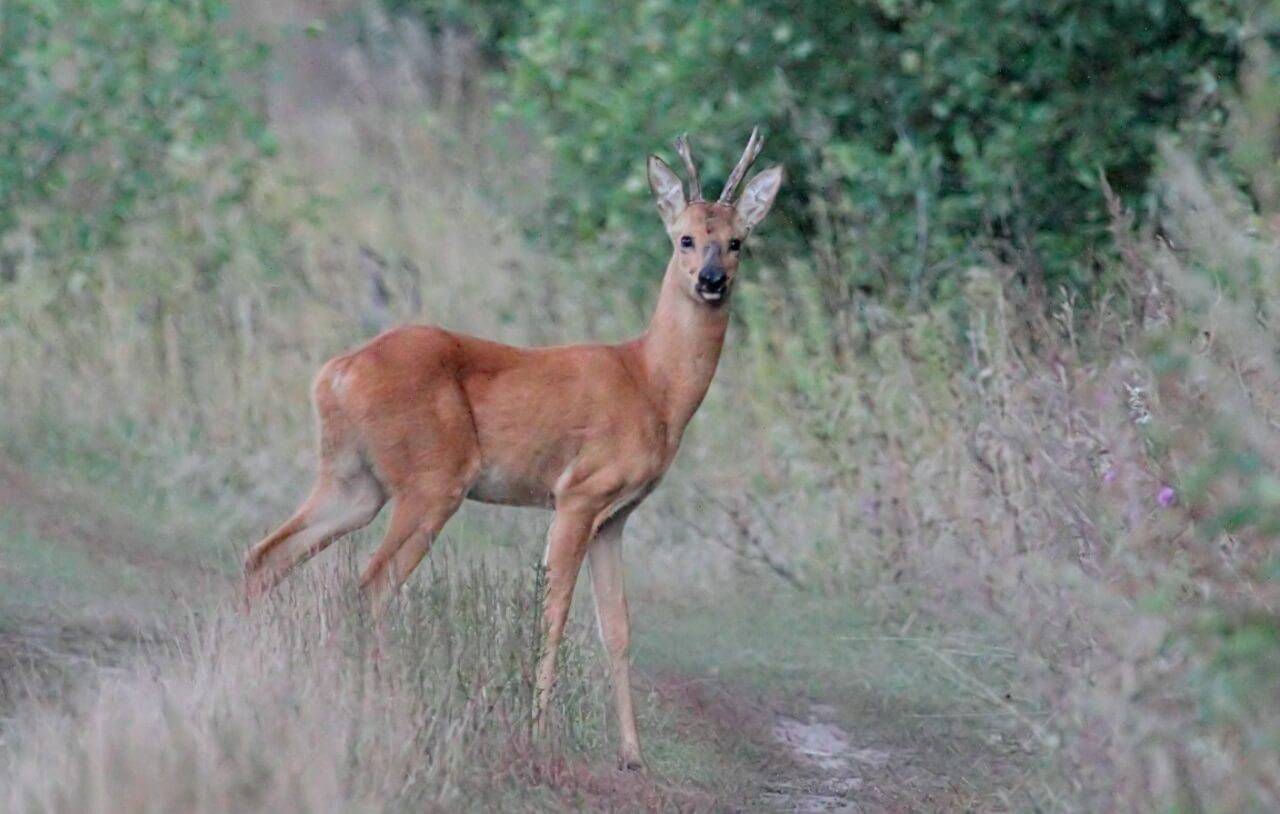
761 699 1012 812
765 707 886 812
0 455 212 582
0 455 197 714
644 672 982 812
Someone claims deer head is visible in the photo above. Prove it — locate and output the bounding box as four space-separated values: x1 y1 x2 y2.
646 128 784 307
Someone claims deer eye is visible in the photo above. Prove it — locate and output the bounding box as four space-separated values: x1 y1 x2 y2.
679 235 694 249
728 238 741 252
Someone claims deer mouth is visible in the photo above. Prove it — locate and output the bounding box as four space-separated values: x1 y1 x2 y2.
695 282 729 305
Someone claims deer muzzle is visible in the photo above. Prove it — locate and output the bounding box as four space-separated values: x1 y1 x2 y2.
695 265 729 304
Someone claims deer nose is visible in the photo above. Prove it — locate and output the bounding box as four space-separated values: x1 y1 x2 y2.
697 266 727 292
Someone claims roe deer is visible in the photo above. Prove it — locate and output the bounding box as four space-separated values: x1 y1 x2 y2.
244 129 783 769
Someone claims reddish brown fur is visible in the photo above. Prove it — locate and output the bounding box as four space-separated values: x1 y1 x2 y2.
242 133 783 770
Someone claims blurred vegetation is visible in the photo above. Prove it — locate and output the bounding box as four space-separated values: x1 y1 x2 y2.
0 0 271 286
394 0 1240 306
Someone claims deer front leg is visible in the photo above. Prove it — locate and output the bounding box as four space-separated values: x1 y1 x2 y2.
588 515 644 770
534 507 594 736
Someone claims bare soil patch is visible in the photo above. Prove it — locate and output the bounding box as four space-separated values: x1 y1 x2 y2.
650 672 1029 812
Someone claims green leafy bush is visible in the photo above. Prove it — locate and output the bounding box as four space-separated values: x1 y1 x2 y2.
396 0 1238 305
0 0 268 277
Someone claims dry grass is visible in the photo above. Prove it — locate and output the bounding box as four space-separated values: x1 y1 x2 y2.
706 145 1280 809
1 551 610 813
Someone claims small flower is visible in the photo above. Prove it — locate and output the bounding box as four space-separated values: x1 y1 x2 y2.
1125 382 1152 426
1102 467 1119 485
1157 486 1176 508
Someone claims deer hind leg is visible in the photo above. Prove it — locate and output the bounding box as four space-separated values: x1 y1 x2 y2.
356 481 466 618
243 465 384 604
244 361 387 605
355 381 481 617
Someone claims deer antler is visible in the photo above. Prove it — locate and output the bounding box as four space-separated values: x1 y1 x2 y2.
718 126 764 205
674 133 702 202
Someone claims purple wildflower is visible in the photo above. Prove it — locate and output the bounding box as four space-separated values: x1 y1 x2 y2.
1157 486 1176 508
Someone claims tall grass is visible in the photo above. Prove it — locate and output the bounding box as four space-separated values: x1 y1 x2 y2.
718 142 1280 808
1 552 604 812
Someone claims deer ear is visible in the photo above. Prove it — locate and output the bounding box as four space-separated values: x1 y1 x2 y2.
736 165 784 230
647 155 686 228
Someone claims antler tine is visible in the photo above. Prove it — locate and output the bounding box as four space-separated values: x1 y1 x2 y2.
674 133 702 202
717 126 764 205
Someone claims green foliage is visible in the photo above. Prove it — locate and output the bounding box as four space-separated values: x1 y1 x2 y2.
485 0 1237 303
0 0 268 276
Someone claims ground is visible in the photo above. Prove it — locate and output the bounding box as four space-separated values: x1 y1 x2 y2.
0 451 1036 811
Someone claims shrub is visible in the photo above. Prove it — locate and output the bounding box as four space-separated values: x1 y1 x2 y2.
0 0 269 282
490 0 1236 304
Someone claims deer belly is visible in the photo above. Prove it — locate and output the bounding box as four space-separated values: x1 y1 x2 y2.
466 465 554 508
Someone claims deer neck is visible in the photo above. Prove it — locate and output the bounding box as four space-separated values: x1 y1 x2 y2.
637 258 730 444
